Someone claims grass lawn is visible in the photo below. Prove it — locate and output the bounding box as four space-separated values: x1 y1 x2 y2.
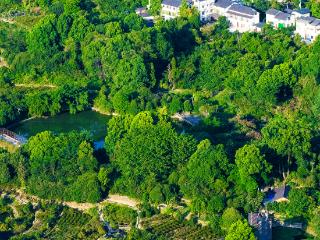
272 227 313 240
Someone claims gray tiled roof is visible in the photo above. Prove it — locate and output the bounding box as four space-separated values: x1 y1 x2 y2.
275 12 291 20
311 19 320 26
214 0 233 9
266 8 281 16
227 4 257 16
298 16 320 26
162 0 181 8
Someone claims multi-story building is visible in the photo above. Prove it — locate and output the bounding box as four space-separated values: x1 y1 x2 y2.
226 4 260 32
161 0 182 20
266 8 294 29
211 0 234 19
295 16 320 42
285 8 310 22
192 0 215 21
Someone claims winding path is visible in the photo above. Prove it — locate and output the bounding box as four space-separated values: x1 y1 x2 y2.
3 189 140 211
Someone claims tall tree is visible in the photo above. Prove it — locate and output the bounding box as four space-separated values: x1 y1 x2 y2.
235 144 271 192
262 114 312 178
225 220 256 240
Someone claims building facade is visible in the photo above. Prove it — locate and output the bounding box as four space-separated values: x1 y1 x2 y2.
226 4 260 32
266 8 294 29
161 0 182 20
158 0 320 41
296 16 320 42
192 0 215 21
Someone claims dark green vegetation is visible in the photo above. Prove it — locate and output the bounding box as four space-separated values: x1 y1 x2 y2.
1 0 320 239
0 195 105 239
139 214 218 239
102 203 137 228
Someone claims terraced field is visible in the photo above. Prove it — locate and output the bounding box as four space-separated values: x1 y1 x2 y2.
141 215 220 240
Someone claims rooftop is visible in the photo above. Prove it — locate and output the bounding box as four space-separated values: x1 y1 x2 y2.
298 16 320 26
276 12 291 20
273 185 290 201
227 4 257 17
266 8 281 16
267 8 291 21
214 0 233 9
162 0 181 8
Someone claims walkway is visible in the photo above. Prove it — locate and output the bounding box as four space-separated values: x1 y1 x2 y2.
64 194 139 211
4 189 140 211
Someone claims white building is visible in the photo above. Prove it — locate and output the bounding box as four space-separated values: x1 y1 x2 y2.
295 16 320 42
192 0 215 21
286 8 310 22
266 8 294 29
161 0 182 20
226 4 260 32
211 0 234 19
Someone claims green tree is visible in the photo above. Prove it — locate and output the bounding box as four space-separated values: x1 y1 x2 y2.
0 152 11 184
149 0 161 15
286 189 314 218
27 14 61 58
262 114 312 178
225 220 256 240
310 207 320 238
98 165 113 191
77 141 98 173
68 172 101 203
235 144 271 192
179 139 229 213
105 22 123 38
111 112 196 197
220 208 243 231
307 0 320 18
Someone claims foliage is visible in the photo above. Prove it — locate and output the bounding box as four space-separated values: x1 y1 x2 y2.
24 131 100 202
225 220 256 240
2 0 320 239
102 204 137 228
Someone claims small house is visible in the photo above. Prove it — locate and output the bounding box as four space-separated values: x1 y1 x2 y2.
264 185 290 204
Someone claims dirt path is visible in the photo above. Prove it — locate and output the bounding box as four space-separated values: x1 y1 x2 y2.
64 194 140 211
5 189 140 211
0 18 15 24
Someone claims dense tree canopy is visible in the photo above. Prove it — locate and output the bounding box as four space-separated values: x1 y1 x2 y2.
1 0 320 238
